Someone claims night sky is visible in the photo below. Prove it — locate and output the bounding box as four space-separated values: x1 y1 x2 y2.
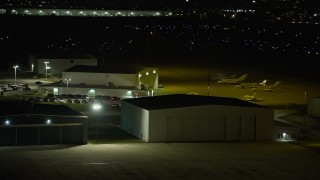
0 1 319 81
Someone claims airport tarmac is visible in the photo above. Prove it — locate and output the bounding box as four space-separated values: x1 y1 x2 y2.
0 64 320 179
0 142 320 180
155 64 320 105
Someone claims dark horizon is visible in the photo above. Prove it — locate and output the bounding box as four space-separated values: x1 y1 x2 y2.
1 15 319 82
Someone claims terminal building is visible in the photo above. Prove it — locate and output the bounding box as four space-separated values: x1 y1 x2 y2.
38 65 159 99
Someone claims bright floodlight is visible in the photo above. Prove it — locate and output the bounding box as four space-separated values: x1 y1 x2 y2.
46 119 51 124
13 65 19 85
4 120 10 125
44 61 49 80
92 103 102 111
282 132 287 137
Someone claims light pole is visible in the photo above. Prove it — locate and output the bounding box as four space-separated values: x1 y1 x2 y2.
44 61 49 80
13 65 18 85
65 78 71 98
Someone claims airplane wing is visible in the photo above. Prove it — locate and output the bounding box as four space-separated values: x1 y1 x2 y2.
235 82 259 88
251 81 282 92
236 80 266 88
217 74 248 84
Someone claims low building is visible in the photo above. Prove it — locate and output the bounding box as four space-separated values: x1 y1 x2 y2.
39 65 159 99
0 102 88 146
121 94 274 142
28 54 97 76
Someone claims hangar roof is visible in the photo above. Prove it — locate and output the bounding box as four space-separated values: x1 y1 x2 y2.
123 94 266 110
0 101 84 116
64 65 145 74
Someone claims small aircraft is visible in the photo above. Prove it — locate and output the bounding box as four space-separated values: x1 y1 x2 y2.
251 81 282 92
242 93 258 101
235 79 267 89
216 74 248 84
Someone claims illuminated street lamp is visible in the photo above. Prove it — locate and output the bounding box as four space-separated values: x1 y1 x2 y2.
65 78 71 98
92 103 102 111
44 61 49 80
13 65 18 85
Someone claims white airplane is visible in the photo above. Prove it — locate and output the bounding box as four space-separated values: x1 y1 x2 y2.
251 81 282 92
216 74 248 84
235 79 267 89
242 93 258 101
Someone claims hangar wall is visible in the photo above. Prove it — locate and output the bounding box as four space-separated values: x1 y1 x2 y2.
144 105 273 142
148 105 273 142
307 97 320 118
37 58 97 75
0 123 88 146
63 72 136 86
56 87 134 98
121 101 149 141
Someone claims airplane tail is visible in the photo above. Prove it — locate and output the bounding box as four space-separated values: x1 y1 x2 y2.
271 81 281 88
259 80 267 86
262 81 282 92
237 74 248 81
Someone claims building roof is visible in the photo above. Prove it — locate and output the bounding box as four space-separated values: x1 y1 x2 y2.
0 101 84 116
122 94 267 110
64 65 145 74
36 54 96 59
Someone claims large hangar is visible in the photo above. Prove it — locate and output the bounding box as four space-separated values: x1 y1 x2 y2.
121 94 274 142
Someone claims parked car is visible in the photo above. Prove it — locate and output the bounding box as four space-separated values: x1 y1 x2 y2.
110 96 120 100
0 86 7 92
11 85 18 90
106 82 118 87
23 86 31 90
73 99 81 104
35 81 43 85
111 104 121 109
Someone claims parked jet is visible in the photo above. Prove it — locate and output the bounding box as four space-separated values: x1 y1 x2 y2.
242 93 258 101
216 74 248 84
251 81 282 92
235 79 267 89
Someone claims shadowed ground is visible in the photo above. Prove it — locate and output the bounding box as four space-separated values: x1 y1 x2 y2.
0 142 320 180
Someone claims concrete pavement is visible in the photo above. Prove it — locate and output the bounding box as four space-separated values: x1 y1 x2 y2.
0 142 320 179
